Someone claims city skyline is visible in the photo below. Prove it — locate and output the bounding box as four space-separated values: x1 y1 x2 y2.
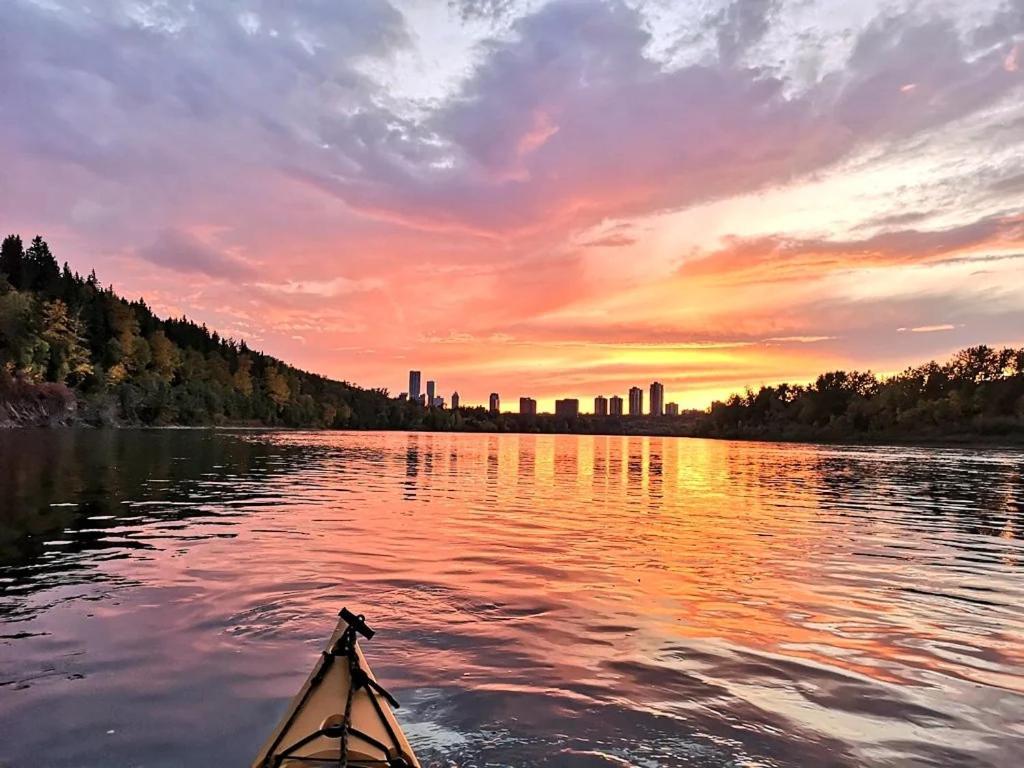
4 0 1021 409
406 367 685 416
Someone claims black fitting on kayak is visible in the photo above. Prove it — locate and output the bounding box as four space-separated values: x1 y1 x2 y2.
340 607 375 640
351 665 401 709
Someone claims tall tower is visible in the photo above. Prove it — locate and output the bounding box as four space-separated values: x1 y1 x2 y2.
489 393 500 414
408 370 421 402
609 396 623 416
650 381 664 416
594 395 608 416
426 380 436 406
451 392 460 410
628 386 643 416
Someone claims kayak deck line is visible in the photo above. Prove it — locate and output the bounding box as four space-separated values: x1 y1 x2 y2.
252 608 420 768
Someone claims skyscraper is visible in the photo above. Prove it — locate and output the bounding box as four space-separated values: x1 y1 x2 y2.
650 381 664 416
609 395 624 416
628 386 643 416
554 399 579 418
665 402 679 416
519 397 537 415
489 393 500 414
451 392 460 410
426 380 436 406
408 370 421 402
594 395 608 416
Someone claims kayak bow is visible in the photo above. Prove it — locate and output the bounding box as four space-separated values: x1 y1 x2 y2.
252 608 420 768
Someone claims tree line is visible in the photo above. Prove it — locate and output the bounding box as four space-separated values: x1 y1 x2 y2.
2 231 1022 441
695 346 1024 442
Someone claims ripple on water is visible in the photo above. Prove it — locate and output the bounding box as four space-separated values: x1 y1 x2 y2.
0 430 1022 767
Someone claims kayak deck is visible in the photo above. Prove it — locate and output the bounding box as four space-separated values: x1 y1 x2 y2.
252 609 420 768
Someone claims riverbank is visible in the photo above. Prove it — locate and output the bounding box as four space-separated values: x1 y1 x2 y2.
5 405 1023 450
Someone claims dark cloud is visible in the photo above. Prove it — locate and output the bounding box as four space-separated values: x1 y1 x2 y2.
297 0 1024 235
138 230 256 280
449 0 519 21
2 0 1022 245
680 214 1024 281
862 210 933 229
714 0 780 67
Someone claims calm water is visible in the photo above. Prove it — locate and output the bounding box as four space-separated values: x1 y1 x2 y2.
1 430 1022 767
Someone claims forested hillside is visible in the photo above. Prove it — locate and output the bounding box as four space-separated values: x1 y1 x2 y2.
0 233 396 427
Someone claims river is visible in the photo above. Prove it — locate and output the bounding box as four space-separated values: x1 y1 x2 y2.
1 429 1022 766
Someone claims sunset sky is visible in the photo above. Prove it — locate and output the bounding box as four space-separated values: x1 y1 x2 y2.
3 0 1023 410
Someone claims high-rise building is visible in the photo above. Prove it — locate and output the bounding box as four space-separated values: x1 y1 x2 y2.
555 399 579 418
408 370 421 402
665 402 679 416
519 397 537 415
594 395 608 416
609 395 624 416
489 393 500 414
650 381 664 416
451 392 460 410
426 380 436 406
628 386 643 416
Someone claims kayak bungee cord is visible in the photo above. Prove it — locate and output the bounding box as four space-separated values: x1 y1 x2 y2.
254 608 416 768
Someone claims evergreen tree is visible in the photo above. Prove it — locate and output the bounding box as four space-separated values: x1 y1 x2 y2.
1 235 25 289
24 236 60 293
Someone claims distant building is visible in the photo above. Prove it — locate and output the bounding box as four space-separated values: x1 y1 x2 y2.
432 395 444 408
451 392 460 410
594 395 608 416
555 398 579 418
520 397 537 415
417 393 426 407
665 402 679 416
489 393 500 414
628 386 643 416
609 395 624 416
409 370 422 402
426 380 436 406
650 381 664 416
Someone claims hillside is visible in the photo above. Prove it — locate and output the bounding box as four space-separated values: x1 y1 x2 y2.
0 233 397 428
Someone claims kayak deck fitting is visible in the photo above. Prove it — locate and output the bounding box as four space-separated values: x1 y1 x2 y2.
252 608 420 767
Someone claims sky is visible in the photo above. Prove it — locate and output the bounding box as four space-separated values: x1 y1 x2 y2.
2 0 1023 411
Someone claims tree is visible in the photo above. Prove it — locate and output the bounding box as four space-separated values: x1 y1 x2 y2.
264 366 291 409
148 330 181 383
39 299 93 385
24 236 60 293
0 291 48 378
0 235 24 289
232 354 254 396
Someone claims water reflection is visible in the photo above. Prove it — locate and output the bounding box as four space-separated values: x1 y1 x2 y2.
1 430 1022 767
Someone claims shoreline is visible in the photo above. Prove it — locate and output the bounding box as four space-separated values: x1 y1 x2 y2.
5 421 1023 451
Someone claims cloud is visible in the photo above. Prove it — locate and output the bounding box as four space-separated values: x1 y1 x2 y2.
2 0 1023 406
899 324 957 333
680 214 1024 283
714 0 779 67
252 276 383 297
137 229 256 280
582 232 637 248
